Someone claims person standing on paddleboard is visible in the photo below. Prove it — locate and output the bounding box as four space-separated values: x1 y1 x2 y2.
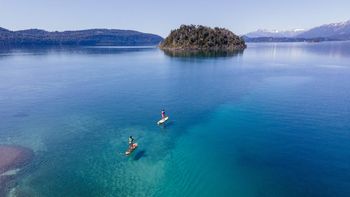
161 109 166 119
128 136 134 148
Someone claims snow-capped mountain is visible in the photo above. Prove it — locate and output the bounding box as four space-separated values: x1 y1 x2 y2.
244 19 350 41
245 29 305 38
297 20 350 39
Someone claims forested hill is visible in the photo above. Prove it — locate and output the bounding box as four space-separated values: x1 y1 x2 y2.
0 28 163 46
160 25 246 51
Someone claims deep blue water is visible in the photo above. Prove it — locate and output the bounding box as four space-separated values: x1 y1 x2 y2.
0 42 350 197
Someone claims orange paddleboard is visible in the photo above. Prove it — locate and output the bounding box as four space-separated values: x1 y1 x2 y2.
125 143 138 155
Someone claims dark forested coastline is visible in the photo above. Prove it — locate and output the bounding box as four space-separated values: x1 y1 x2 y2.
0 28 163 47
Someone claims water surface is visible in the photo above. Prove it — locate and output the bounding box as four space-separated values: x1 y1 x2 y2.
0 43 350 197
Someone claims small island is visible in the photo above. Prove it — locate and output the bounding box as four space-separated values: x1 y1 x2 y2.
159 25 246 51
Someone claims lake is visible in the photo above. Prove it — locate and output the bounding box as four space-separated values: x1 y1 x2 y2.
0 42 350 197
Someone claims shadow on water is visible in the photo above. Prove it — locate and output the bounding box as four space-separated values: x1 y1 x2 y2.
158 121 174 130
133 150 146 161
162 49 244 59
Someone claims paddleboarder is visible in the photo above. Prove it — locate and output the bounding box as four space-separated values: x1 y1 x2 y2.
128 136 135 148
161 109 166 119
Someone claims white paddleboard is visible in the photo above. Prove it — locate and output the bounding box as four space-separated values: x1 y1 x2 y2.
157 116 169 125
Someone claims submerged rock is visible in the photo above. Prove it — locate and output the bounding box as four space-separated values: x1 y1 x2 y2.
0 145 34 197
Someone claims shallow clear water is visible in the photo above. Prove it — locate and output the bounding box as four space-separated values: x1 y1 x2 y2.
0 42 350 197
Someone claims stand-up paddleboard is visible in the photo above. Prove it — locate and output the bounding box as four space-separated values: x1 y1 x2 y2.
157 116 169 125
125 143 138 156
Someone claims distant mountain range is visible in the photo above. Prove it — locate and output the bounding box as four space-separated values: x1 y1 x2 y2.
245 29 305 38
244 20 350 42
2 20 350 46
297 20 350 39
0 28 163 47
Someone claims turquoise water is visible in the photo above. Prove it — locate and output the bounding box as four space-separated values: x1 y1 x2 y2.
0 43 350 197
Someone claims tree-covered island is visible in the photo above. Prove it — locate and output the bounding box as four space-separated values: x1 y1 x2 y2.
159 25 246 51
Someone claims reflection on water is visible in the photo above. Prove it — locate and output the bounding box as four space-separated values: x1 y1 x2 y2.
302 41 350 57
0 45 157 58
1 41 350 59
162 49 244 58
247 41 350 59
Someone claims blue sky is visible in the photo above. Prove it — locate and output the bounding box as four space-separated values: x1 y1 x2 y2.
1 0 349 36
